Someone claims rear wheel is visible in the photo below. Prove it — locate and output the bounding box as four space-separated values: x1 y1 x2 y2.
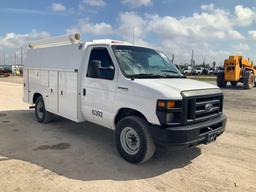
35 96 53 123
217 71 227 88
231 81 238 86
115 116 156 164
243 71 254 89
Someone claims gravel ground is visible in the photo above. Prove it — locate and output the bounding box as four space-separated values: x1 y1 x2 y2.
0 76 255 192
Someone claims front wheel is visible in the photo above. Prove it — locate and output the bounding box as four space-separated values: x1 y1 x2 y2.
243 71 254 89
115 116 156 164
217 71 227 88
35 96 53 123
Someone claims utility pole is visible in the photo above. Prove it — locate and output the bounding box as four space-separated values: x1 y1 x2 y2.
191 50 194 66
21 47 23 65
14 52 17 65
191 50 196 78
3 52 5 65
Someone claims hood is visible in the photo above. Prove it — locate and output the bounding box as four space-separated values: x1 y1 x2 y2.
127 78 219 99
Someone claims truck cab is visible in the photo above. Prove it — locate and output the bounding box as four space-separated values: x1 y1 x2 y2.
23 34 226 163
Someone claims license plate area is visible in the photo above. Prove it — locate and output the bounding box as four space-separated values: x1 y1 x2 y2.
205 131 218 144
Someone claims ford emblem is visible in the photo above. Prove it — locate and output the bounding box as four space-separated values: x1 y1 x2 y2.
205 103 213 112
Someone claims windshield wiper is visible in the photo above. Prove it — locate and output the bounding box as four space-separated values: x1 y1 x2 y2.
127 73 166 79
160 70 186 78
160 69 178 74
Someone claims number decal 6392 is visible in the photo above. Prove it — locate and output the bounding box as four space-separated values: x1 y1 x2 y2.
92 109 103 118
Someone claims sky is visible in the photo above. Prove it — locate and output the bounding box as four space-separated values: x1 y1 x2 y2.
1 0 256 66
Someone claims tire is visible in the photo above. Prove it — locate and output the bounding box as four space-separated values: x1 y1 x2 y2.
115 116 156 164
243 71 254 89
35 96 53 123
230 81 238 86
217 71 227 88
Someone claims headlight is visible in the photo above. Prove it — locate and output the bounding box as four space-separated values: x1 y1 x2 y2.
156 100 182 126
166 113 174 123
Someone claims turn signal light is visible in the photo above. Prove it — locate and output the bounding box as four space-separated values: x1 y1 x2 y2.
167 101 175 108
157 100 176 109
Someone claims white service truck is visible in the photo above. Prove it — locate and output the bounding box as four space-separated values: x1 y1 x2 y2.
23 34 226 163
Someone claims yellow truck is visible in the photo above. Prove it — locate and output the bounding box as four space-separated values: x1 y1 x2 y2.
217 56 256 89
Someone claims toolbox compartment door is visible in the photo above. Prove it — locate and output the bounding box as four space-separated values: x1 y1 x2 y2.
58 71 78 121
47 71 58 113
23 69 29 102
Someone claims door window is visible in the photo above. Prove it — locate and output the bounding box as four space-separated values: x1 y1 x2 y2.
87 48 115 80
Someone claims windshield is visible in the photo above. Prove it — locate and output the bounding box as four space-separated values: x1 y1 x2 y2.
112 45 183 78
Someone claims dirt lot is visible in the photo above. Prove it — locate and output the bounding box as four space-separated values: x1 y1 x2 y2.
0 76 255 192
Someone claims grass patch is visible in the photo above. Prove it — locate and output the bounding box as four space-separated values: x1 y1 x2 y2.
187 75 217 81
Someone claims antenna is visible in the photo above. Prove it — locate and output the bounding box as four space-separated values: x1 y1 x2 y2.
191 50 194 67
29 33 81 49
171 53 175 63
132 28 135 45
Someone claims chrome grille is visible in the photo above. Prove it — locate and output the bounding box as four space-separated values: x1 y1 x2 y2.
182 89 223 124
194 95 222 121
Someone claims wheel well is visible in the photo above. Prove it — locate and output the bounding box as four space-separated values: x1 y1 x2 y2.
33 93 42 104
114 108 148 125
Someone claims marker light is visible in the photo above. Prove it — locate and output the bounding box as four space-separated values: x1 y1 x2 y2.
157 100 176 109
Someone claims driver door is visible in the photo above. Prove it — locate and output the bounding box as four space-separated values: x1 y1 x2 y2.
81 46 117 128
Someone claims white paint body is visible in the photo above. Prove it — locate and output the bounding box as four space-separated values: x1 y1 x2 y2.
23 40 218 129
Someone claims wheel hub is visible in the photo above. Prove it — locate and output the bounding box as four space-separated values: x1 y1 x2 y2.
120 127 140 155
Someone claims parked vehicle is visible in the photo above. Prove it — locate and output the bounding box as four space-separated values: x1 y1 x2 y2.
23 34 226 163
0 65 11 77
207 68 214 75
183 66 192 75
217 56 256 89
195 67 204 75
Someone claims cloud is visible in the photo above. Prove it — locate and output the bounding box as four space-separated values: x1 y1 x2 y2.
0 8 48 15
146 5 244 41
248 30 256 40
122 0 152 7
117 12 149 45
234 5 256 26
66 18 113 35
201 3 215 11
232 43 250 51
79 0 106 9
0 30 51 49
51 3 66 12
0 30 51 64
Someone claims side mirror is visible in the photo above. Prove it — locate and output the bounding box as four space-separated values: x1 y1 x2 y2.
91 60 114 71
100 65 114 71
90 59 114 80
90 60 102 68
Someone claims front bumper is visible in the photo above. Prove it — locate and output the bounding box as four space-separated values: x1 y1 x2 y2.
149 114 226 149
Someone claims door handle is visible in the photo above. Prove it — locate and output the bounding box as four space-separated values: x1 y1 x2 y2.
83 88 86 96
60 90 63 95
50 88 53 93
118 86 128 91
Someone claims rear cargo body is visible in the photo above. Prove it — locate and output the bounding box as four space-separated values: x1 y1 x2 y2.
23 43 84 122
